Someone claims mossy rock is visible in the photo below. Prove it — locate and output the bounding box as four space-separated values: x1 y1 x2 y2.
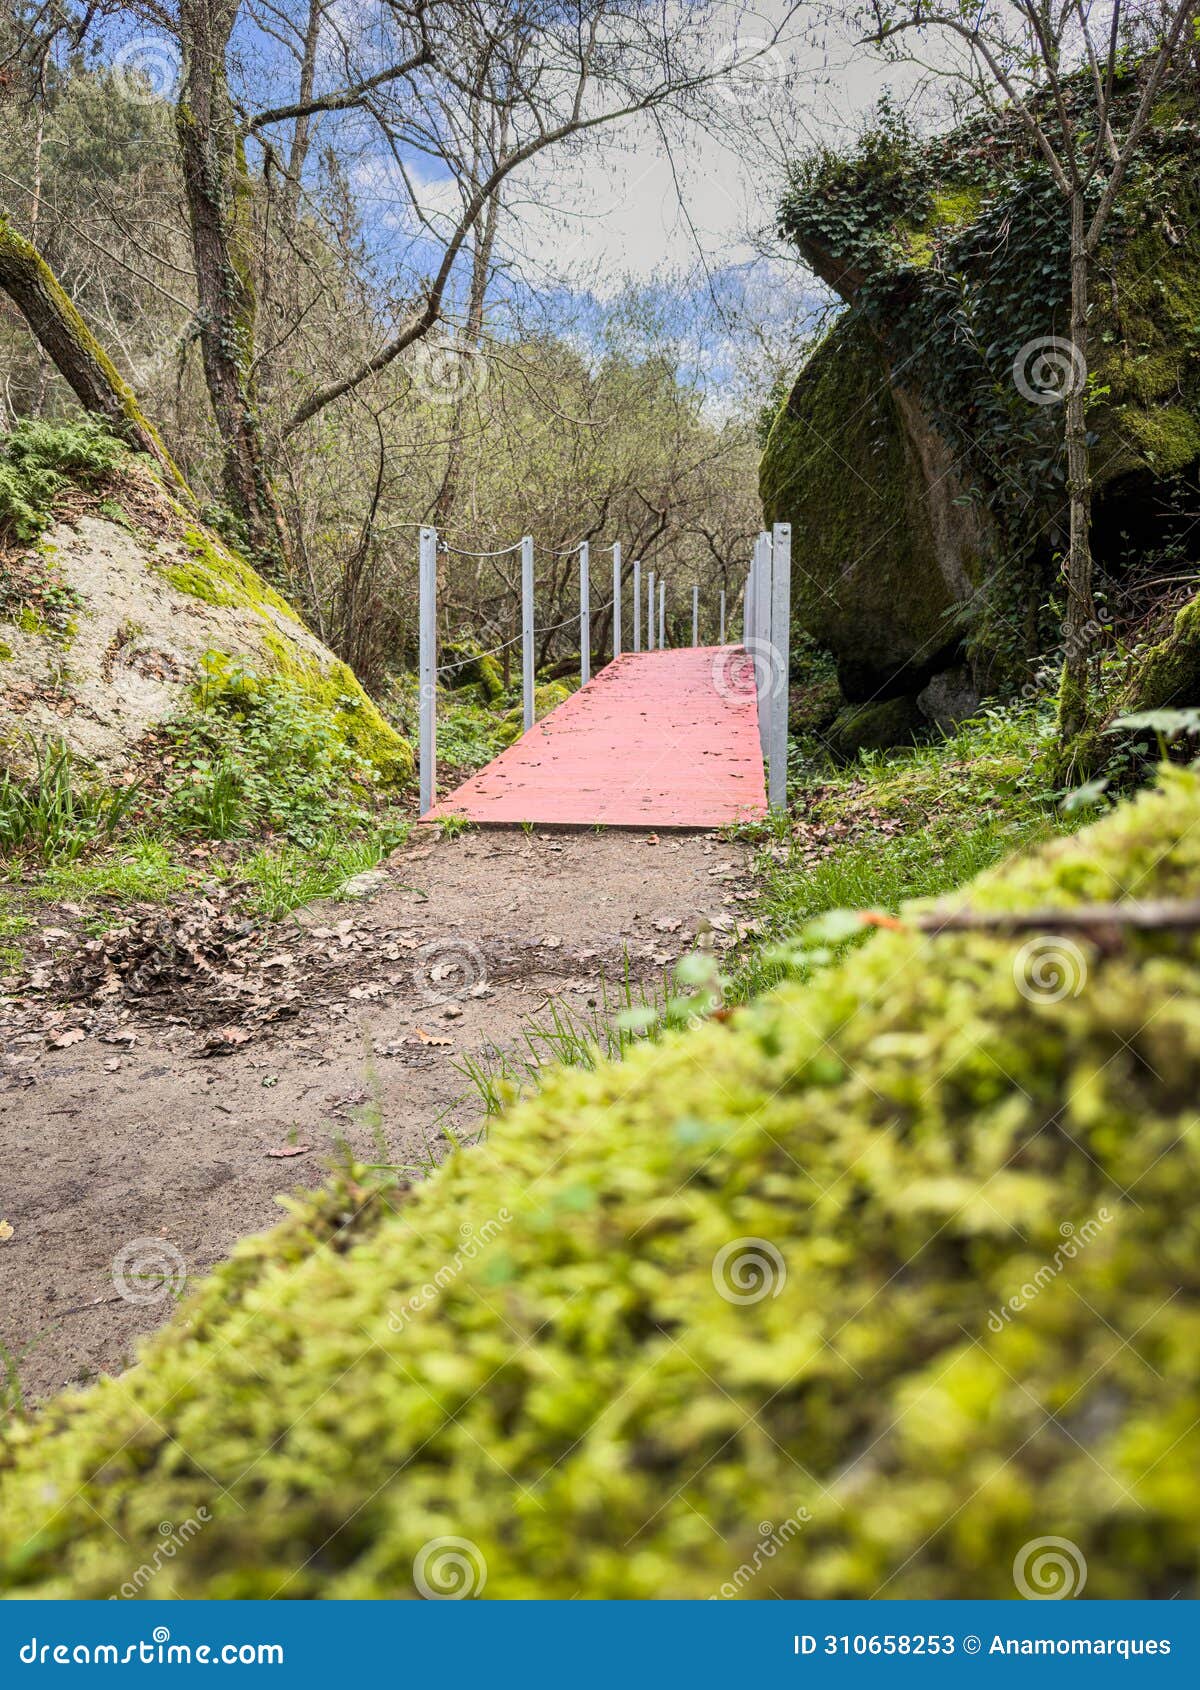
760 315 975 701
0 438 412 785
765 69 1200 701
494 682 571 746
442 640 505 703
825 694 925 761
3 771 1200 1596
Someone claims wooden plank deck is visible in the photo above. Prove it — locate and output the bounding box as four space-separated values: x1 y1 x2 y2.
425 647 767 828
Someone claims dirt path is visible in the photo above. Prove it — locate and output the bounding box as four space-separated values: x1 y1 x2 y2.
0 827 755 1402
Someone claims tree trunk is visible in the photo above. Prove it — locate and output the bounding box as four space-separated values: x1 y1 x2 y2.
1057 184 1096 748
176 1 290 570
0 217 188 489
431 164 503 531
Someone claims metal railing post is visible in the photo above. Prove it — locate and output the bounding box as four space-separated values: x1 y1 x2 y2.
418 525 438 815
769 522 792 811
611 541 620 659
720 589 726 645
647 570 656 650
580 541 591 685
632 559 641 651
755 532 771 758
659 578 666 649
692 584 699 646
522 534 535 732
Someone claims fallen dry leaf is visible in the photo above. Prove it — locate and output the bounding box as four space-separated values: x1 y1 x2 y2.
50 1028 85 1049
414 1027 453 1047
0 1220 13 1242
266 1145 312 1159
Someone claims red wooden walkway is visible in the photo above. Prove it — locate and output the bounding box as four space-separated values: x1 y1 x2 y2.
426 646 767 828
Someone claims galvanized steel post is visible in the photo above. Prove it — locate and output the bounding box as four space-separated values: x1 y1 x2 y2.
659 578 666 649
632 558 642 651
522 534 535 732
580 542 591 685
647 570 656 651
610 541 621 659
692 584 699 647
720 589 726 645
418 525 438 816
769 522 791 811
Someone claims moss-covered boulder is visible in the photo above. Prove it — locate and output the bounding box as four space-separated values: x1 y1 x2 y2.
763 67 1200 702
825 694 925 760
494 681 571 746
442 639 505 703
2 770 1199 1597
0 426 412 783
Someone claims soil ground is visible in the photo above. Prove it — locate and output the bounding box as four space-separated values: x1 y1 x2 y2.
0 827 754 1402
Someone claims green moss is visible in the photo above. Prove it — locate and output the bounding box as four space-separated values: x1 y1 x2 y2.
150 527 301 624
443 641 505 703
1121 590 1200 712
0 642 12 661
3 772 1200 1596
825 694 924 760
905 183 985 265
494 682 571 746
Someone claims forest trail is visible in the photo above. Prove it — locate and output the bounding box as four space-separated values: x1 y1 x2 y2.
429 647 768 827
0 827 756 1401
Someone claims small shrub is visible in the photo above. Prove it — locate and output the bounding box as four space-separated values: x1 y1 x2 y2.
164 660 391 847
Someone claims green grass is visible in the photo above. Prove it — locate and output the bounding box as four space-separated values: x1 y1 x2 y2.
24 834 189 903
229 825 410 920
731 702 1083 1001
0 740 141 864
0 898 31 938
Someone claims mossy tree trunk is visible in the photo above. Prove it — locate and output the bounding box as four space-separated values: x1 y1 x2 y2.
0 217 189 491
1058 184 1096 744
176 0 291 573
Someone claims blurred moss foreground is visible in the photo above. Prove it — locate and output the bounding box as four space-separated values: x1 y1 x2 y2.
3 772 1200 1598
